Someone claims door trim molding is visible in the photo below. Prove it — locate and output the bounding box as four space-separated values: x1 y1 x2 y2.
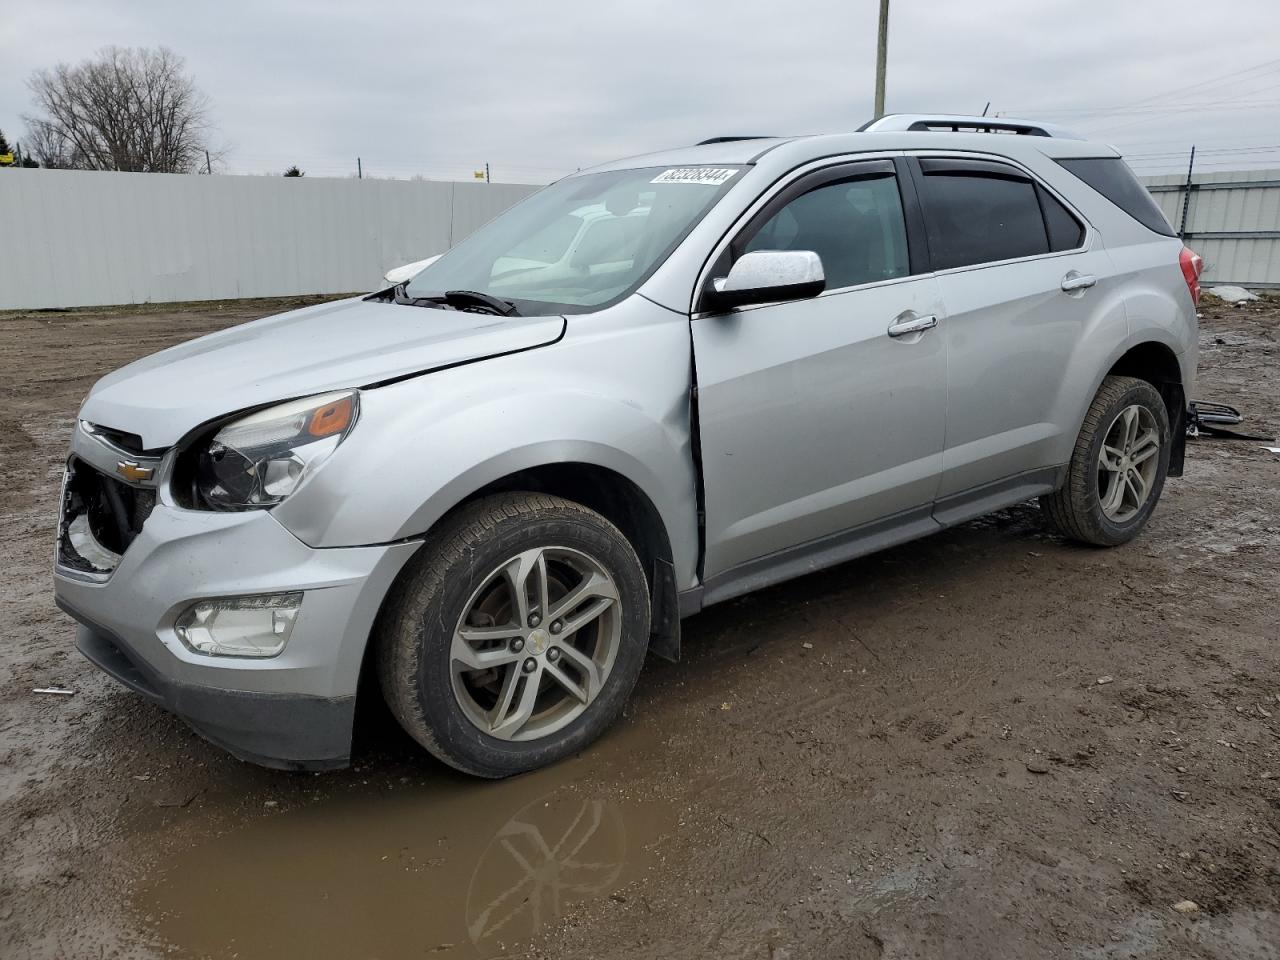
678 464 1067 619
685 503 940 612
931 465 1065 527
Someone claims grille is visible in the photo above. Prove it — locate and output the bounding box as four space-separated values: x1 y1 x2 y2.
58 458 157 575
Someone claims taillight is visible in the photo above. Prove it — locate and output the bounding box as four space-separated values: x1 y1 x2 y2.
1179 247 1203 306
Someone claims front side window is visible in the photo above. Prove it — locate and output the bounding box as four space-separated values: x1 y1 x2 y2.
919 171 1050 270
742 174 910 289
405 166 742 314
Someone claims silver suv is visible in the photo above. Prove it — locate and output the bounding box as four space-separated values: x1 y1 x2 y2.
54 115 1202 776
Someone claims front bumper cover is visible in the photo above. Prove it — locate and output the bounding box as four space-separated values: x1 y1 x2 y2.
68 615 353 770
54 500 421 770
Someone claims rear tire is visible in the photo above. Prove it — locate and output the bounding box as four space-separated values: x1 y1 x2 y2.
1040 375 1172 546
376 492 650 778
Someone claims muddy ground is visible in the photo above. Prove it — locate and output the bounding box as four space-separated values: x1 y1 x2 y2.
1 295 1278 960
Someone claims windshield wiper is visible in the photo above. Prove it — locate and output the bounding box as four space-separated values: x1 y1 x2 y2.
443 290 521 316
393 284 521 317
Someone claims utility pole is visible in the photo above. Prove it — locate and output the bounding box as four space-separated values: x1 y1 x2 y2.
205 150 211 175
357 157 363 179
873 0 890 119
1178 146 1196 241
485 162 491 183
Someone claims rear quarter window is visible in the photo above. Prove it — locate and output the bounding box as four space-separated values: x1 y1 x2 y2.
1056 157 1174 237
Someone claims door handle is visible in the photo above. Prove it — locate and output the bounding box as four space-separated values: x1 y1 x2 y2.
1061 272 1097 293
887 314 938 338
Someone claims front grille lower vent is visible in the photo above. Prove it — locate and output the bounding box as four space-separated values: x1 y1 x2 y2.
58 458 156 575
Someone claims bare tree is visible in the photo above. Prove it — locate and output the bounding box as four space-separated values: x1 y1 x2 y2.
23 47 220 173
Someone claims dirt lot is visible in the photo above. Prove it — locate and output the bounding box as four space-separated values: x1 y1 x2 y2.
1 295 1278 960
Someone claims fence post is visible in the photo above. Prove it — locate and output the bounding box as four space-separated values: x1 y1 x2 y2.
1178 146 1196 241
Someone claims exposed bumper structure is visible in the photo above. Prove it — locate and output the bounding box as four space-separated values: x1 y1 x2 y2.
55 497 421 770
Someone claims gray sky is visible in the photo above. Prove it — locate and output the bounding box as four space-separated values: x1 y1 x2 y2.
3 0 1278 182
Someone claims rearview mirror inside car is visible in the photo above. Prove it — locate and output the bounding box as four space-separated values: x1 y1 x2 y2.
703 249 826 312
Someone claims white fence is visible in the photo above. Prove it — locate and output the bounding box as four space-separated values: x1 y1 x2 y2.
0 169 539 310
1141 167 1280 290
3 165 1276 310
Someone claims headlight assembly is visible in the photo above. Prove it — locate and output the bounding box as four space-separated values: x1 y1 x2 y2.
191 391 357 510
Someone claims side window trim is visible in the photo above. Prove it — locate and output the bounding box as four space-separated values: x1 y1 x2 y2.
917 156 1033 181
892 156 931 275
903 154 1090 274
727 159 897 260
694 158 927 312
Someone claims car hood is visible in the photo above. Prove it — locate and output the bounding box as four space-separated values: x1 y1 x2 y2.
81 297 566 448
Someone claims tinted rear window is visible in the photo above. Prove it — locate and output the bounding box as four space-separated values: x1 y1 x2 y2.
1037 185 1085 252
919 173 1049 269
1057 157 1174 237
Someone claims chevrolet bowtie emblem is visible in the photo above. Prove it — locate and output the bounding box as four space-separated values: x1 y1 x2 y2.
116 460 154 483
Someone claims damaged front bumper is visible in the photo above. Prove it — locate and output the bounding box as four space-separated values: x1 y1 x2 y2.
54 425 420 769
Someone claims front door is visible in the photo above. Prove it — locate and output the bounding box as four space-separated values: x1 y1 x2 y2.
692 160 947 590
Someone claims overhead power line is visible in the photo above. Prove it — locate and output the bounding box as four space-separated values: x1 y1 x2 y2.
997 55 1280 129
1094 56 1280 113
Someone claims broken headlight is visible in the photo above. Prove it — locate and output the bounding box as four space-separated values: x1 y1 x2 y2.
192 391 358 510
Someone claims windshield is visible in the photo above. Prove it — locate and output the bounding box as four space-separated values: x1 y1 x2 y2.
405 165 743 314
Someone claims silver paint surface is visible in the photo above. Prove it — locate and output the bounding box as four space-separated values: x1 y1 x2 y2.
55 127 1197 728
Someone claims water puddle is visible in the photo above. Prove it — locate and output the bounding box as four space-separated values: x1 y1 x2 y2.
132 759 674 958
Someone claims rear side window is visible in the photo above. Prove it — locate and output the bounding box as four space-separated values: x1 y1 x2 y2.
1038 185 1085 251
1057 157 1174 237
918 172 1049 269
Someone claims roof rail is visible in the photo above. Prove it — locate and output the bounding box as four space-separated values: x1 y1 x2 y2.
696 136 776 145
857 114 1082 140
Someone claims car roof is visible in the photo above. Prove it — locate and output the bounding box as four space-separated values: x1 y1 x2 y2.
584 138 798 173
580 126 1118 178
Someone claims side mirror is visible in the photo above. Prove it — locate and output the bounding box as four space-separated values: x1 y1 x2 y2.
703 250 825 312
383 253 442 285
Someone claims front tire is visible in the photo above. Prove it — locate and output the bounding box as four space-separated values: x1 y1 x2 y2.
376 493 650 778
1040 375 1172 546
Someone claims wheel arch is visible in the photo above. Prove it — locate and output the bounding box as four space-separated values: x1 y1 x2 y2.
373 453 685 674
1105 340 1187 476
354 455 687 743
463 461 683 662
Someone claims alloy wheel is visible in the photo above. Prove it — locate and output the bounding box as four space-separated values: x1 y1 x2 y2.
451 546 621 741
1097 403 1160 523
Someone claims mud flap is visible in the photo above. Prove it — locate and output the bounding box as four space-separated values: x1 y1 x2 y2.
648 557 681 662
1164 382 1186 477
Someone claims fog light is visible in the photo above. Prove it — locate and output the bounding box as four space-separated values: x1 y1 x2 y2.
174 593 302 658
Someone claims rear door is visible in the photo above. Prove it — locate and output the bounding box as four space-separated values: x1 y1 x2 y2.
908 156 1115 506
692 159 947 587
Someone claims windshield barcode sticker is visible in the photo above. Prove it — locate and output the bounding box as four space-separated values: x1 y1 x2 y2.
651 167 738 186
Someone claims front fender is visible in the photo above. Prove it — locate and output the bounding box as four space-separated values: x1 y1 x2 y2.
271 305 701 589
